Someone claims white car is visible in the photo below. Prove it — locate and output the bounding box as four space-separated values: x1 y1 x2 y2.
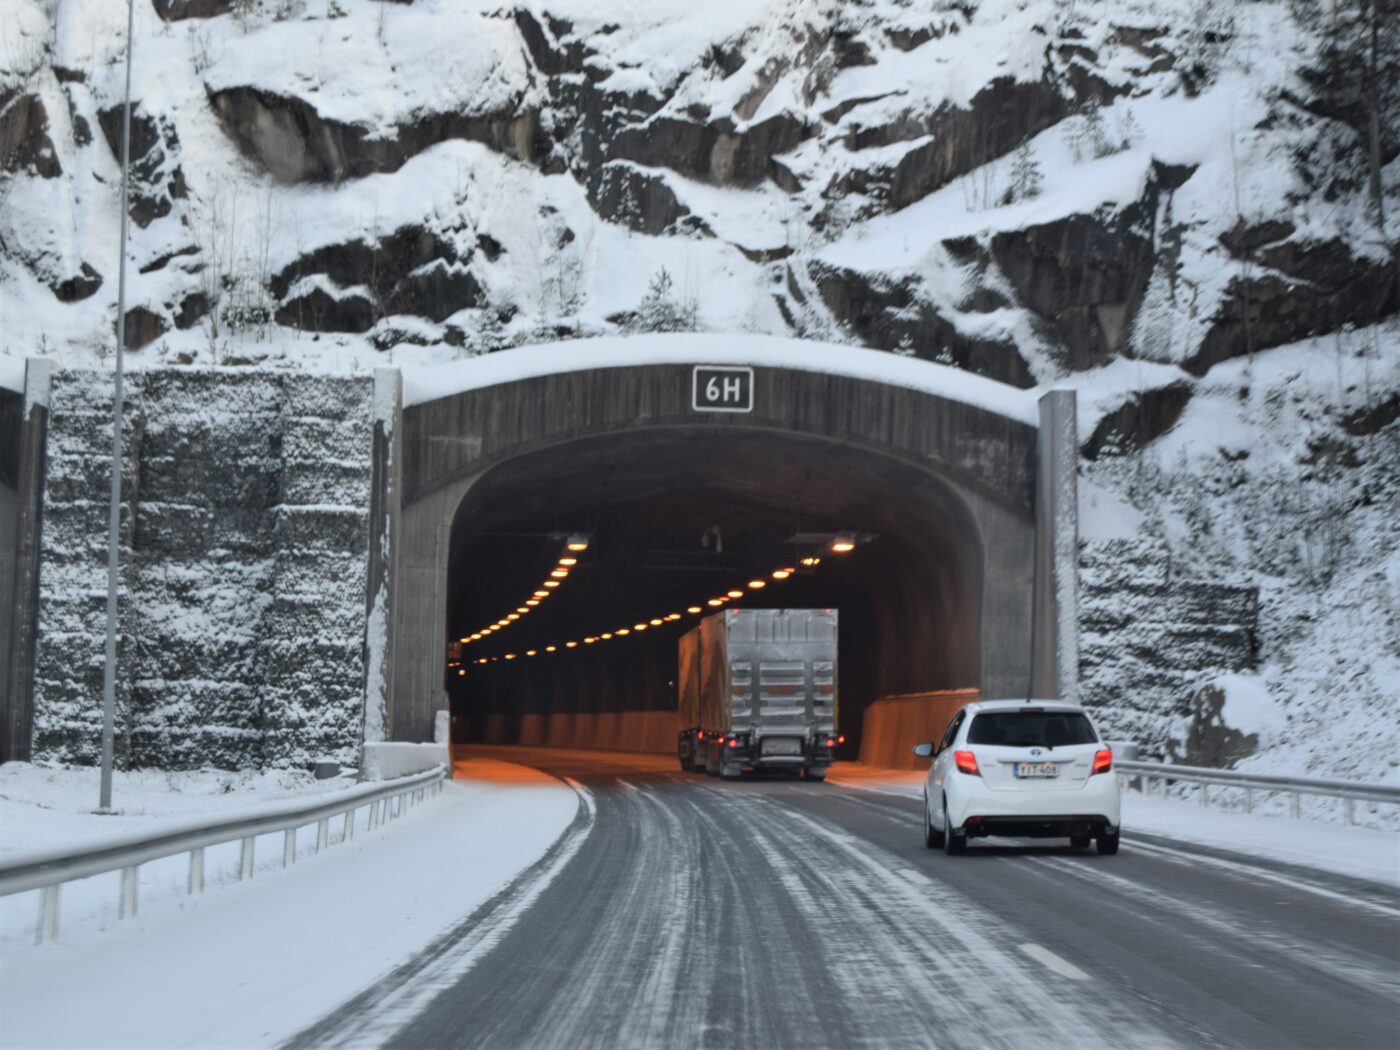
914 700 1121 855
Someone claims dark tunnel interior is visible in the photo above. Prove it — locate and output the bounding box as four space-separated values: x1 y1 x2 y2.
445 427 986 756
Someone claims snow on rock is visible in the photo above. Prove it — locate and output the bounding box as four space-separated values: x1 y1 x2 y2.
0 0 1396 781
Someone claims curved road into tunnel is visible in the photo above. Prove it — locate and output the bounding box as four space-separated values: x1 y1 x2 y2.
285 748 1399 1050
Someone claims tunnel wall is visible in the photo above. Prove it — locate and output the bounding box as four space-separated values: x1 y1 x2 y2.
857 689 979 770
393 360 1049 745
21 367 376 770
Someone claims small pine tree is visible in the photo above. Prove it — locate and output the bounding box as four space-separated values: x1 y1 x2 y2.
1009 140 1043 201
893 333 917 357
626 268 696 334
1116 107 1142 152
473 299 507 355
1083 100 1112 159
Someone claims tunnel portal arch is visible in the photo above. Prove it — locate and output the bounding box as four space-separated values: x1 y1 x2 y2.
371 335 1077 746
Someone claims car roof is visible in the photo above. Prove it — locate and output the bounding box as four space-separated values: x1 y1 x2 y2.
964 699 1088 713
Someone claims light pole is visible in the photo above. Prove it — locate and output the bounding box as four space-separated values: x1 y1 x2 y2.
98 0 136 813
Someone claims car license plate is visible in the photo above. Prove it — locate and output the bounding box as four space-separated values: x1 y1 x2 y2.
1013 762 1060 778
761 738 802 756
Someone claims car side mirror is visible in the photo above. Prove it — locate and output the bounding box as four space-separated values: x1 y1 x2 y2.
912 742 935 758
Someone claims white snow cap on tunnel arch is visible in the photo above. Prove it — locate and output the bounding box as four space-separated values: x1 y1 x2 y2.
400 334 1040 426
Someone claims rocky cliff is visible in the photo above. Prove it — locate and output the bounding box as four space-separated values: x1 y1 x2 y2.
0 0 1396 777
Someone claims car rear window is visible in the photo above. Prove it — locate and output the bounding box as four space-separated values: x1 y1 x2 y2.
965 711 1098 748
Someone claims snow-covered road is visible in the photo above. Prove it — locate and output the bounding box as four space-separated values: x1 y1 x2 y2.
288 747 1399 1050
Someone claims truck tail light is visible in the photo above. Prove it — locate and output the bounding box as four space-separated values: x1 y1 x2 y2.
727 738 738 749
1092 749 1113 775
837 734 845 744
953 750 980 776
823 737 835 748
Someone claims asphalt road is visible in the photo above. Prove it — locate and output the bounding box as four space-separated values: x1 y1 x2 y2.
287 748 1400 1050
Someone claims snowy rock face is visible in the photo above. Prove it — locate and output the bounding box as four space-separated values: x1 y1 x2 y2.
1 0 1393 370
1 0 1396 774
30 370 372 770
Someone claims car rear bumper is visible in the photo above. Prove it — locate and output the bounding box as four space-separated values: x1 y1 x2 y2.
945 772 1121 832
963 814 1115 838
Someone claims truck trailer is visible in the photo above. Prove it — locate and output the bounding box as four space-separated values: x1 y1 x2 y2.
677 608 840 780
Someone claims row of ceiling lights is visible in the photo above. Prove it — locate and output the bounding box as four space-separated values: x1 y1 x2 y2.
458 534 592 648
450 535 859 674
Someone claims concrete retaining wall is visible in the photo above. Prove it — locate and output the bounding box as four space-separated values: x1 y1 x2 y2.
28 368 375 770
858 689 979 769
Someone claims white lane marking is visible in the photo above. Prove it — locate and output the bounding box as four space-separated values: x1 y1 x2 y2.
1127 837 1400 920
615 779 642 793
1019 943 1089 981
565 776 597 817
898 868 933 887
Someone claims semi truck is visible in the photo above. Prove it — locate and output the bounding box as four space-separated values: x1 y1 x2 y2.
677 608 840 780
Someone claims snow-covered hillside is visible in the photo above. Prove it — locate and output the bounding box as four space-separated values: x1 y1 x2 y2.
1 0 1395 778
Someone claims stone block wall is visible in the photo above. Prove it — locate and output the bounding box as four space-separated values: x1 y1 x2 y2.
1078 537 1258 755
30 368 373 770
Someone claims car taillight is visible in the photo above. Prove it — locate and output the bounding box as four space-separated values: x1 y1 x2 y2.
953 750 979 776
1092 749 1113 775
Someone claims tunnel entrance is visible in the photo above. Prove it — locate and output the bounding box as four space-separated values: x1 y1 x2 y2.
443 429 986 755
379 337 1075 752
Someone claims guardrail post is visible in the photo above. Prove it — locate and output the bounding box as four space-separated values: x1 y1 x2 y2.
36 885 59 944
1199 783 1208 807
1244 787 1252 814
239 836 255 879
1290 792 1300 819
344 810 354 842
119 866 138 919
316 819 329 852
1344 798 1354 826
188 848 204 895
283 829 296 867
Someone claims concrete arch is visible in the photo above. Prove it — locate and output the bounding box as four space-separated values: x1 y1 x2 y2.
371 336 1078 745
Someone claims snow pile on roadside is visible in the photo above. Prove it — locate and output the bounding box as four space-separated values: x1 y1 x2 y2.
0 757 579 1049
0 762 353 857
827 764 1399 887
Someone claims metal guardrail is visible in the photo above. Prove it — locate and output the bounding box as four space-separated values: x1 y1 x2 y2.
0 764 448 944
1115 759 1400 826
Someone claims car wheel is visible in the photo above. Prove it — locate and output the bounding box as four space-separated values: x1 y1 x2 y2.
943 802 966 856
1070 832 1091 849
1097 829 1120 855
804 768 826 782
924 795 944 849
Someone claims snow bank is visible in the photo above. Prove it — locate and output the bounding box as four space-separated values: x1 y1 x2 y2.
0 354 26 394
401 333 1042 425
0 763 354 859
826 765 1399 886
0 756 579 1048
361 742 450 782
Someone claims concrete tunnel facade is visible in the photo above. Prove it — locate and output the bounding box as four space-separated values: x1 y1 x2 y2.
376 336 1079 757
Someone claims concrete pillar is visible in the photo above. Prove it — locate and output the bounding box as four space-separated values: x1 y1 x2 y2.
362 368 402 747
1032 389 1079 701
3 360 53 761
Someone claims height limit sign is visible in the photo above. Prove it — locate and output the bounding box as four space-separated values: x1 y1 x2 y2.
692 366 753 413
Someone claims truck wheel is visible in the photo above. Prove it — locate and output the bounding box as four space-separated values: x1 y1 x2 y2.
679 756 690 772
720 763 741 780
